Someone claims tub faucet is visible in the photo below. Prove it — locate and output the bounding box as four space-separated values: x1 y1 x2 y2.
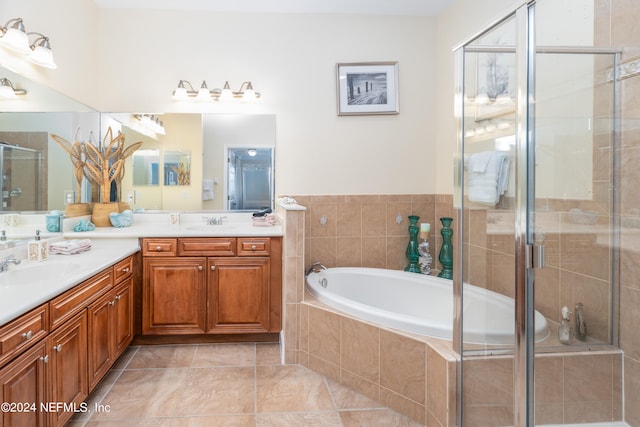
0 254 21 272
305 261 327 276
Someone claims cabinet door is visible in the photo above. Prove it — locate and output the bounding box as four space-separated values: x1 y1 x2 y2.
143 258 207 334
87 291 115 392
0 340 48 427
48 311 88 427
113 277 133 356
208 257 270 333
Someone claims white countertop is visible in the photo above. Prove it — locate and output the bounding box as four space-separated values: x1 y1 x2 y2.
62 212 283 238
0 238 140 327
0 212 283 328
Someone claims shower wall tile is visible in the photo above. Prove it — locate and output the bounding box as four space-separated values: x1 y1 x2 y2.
619 285 640 360
559 271 611 342
534 356 564 425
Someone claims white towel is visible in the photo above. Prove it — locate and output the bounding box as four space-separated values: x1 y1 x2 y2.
50 239 92 255
252 213 277 227
468 151 510 205
202 179 214 201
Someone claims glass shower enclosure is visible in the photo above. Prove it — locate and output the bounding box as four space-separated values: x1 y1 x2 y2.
454 1 622 426
0 143 44 211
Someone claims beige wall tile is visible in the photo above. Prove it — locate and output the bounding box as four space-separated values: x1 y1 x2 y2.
308 306 341 366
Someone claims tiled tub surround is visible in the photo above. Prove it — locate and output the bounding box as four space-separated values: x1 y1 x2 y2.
277 195 629 425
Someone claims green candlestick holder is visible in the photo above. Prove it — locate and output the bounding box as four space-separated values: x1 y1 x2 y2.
404 215 421 273
437 217 453 279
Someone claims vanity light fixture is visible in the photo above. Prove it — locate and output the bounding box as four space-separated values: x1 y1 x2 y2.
133 114 166 135
0 77 27 99
0 18 56 69
0 18 30 53
172 80 261 102
26 33 56 69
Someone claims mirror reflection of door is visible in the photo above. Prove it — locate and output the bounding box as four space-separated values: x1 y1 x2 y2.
226 147 273 210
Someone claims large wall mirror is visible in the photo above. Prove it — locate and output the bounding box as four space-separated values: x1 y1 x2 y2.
0 66 100 213
104 113 276 212
0 65 276 214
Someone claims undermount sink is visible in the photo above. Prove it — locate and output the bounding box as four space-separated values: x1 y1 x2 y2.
0 262 83 287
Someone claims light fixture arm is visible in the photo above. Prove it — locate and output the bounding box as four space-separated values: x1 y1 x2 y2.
0 77 27 95
26 32 51 49
1 18 25 34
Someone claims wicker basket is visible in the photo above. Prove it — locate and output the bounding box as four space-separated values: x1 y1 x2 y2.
91 202 119 227
65 203 92 218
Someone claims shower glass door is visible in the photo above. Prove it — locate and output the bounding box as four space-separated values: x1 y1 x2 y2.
455 1 621 426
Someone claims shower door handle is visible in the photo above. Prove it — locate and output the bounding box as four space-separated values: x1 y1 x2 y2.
526 244 545 269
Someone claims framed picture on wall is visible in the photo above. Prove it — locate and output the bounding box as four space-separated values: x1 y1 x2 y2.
336 62 399 115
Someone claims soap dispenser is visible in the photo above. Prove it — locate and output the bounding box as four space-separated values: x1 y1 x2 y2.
558 305 573 345
27 229 48 262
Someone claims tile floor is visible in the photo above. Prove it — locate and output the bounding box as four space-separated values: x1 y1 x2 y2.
68 343 425 426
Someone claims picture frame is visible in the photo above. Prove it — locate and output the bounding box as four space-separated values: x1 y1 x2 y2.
336 62 399 115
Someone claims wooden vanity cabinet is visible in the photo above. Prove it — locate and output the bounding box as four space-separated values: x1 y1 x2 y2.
0 254 136 427
141 237 282 337
142 257 207 334
0 340 49 427
48 311 88 427
87 257 134 391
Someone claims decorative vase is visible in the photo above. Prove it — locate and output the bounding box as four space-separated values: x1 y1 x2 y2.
92 202 120 227
437 217 454 279
404 215 421 273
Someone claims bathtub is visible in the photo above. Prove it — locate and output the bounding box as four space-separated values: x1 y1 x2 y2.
305 267 549 345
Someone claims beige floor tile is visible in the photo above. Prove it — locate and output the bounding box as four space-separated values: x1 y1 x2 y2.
170 414 255 426
111 346 139 370
126 345 196 369
256 412 343 426
89 368 189 420
326 378 385 410
192 343 256 367
256 343 282 365
339 408 425 427
256 365 334 413
175 366 255 416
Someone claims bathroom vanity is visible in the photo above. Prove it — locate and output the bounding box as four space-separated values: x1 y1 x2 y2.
141 236 282 337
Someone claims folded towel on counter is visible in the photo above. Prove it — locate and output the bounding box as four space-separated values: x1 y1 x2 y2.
50 239 92 255
468 151 510 206
252 213 277 227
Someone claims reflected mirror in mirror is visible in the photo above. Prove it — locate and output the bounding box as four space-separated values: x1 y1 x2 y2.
164 150 190 186
132 149 160 186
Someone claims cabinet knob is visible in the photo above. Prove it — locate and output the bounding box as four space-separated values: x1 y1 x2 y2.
53 344 62 352
251 245 257 251
40 355 49 363
210 265 216 271
122 267 130 273
156 246 162 252
198 265 203 271
109 300 116 306
22 330 33 340
115 295 122 301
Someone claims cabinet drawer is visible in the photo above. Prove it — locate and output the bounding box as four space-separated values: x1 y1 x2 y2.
237 238 270 256
114 256 133 283
0 304 48 367
178 238 236 256
49 269 112 330
142 238 177 256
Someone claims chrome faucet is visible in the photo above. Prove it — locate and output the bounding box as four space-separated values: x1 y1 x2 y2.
0 255 21 272
205 216 227 225
305 261 327 276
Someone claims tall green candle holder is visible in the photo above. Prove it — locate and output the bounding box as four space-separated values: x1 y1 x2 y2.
404 215 421 273
437 217 453 279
